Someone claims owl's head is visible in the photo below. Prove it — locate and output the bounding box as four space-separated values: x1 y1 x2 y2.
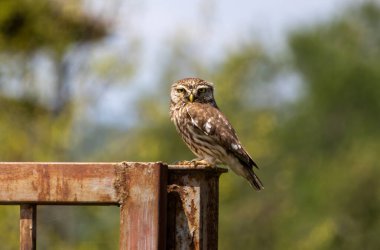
170 78 217 107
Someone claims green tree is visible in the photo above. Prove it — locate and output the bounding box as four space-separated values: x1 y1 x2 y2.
281 3 380 249
0 1 112 249
219 3 380 250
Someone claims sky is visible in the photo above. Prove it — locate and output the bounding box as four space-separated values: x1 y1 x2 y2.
83 0 360 126
110 0 360 55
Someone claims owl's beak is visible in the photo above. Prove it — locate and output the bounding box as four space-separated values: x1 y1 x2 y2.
189 93 194 102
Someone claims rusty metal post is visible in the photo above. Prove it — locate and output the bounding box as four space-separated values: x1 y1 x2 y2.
167 165 227 250
20 204 36 250
118 162 168 250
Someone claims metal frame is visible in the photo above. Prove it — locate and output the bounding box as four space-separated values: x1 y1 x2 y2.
0 162 226 250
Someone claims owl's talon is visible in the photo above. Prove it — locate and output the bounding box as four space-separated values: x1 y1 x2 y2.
173 159 215 168
190 159 215 168
173 160 193 166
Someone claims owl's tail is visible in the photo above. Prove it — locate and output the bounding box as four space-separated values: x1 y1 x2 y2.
229 152 264 190
246 168 264 191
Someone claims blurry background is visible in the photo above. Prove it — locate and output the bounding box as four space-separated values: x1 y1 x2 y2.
1 0 380 249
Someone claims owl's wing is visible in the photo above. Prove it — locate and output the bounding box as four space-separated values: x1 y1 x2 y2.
185 103 258 169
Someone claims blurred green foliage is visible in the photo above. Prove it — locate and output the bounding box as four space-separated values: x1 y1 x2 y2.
0 0 116 249
1 1 380 250
0 0 106 54
0 96 71 161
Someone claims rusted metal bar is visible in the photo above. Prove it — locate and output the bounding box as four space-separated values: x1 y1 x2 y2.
0 162 119 204
167 165 227 250
0 162 167 205
119 162 167 250
20 204 36 250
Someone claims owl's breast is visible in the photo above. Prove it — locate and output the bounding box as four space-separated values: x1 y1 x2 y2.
171 106 187 131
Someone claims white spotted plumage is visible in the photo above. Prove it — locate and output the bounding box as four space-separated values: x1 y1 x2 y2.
204 118 212 134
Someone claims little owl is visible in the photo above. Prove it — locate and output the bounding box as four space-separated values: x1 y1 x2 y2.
170 77 263 190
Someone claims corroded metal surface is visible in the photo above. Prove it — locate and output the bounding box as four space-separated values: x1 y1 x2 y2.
20 204 36 250
167 165 227 250
0 162 168 250
0 162 226 250
119 162 167 250
0 162 119 204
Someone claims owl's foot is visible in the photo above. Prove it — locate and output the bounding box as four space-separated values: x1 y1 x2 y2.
190 159 216 168
173 160 193 166
172 159 216 168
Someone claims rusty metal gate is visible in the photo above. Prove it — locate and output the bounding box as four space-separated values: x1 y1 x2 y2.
0 162 226 250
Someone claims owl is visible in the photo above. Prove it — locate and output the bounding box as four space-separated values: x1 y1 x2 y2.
170 77 263 190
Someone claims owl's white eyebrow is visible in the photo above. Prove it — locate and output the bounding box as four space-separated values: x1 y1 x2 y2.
196 85 210 89
176 86 189 92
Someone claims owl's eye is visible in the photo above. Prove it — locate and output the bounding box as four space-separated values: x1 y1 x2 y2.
198 88 207 93
176 88 185 93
